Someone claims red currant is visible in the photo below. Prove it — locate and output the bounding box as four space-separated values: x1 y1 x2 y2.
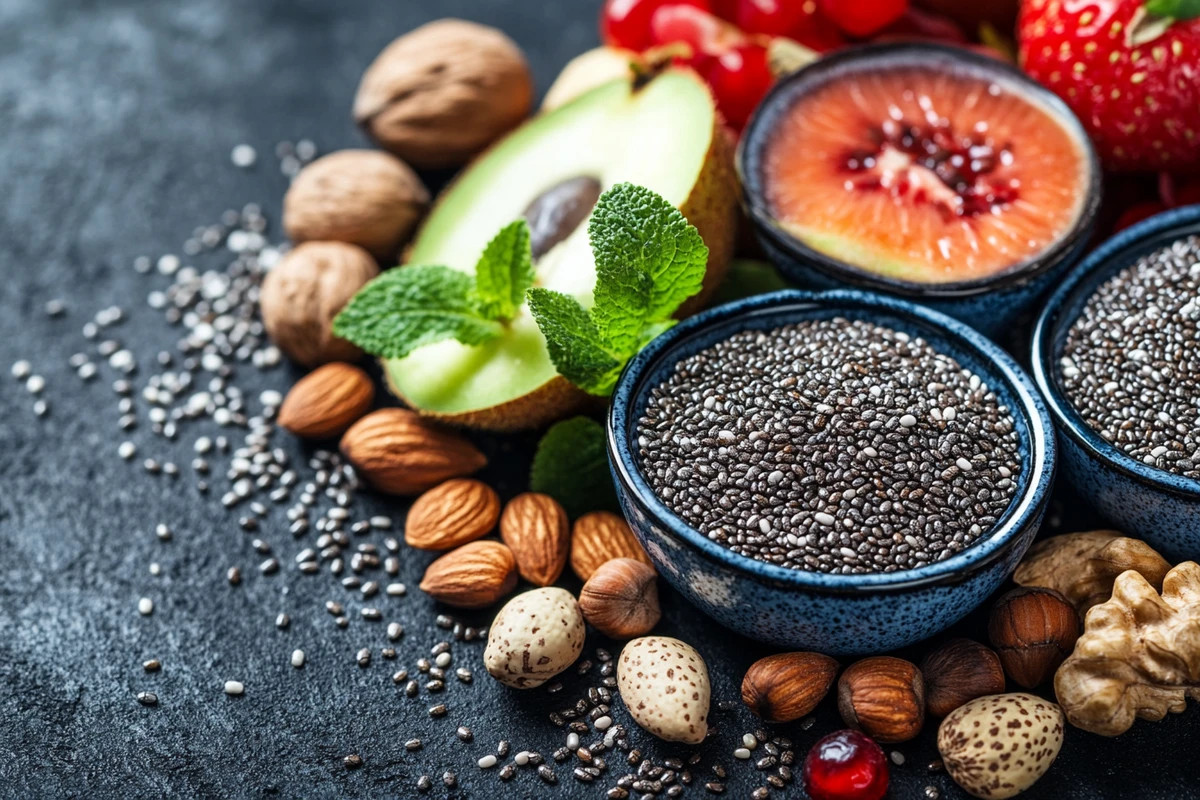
802 730 889 800
649 4 748 57
817 0 908 38
703 43 772 131
602 0 712 51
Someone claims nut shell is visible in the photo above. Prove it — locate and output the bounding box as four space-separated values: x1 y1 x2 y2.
499 493 570 586
741 652 838 724
837 656 925 743
418 540 517 609
938 693 1064 799
339 408 486 495
485 587 585 689
988 587 1079 689
618 636 710 744
354 19 533 168
283 150 429 260
405 479 500 551
277 362 375 439
569 511 651 581
578 558 661 639
260 241 379 366
921 639 1007 718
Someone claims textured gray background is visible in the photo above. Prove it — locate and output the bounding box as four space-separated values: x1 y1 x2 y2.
1 1 1198 798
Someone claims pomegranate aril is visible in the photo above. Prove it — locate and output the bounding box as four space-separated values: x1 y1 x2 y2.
802 730 889 800
602 0 711 51
704 43 772 131
817 0 908 38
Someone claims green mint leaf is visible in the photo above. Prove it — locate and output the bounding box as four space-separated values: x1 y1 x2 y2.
638 320 676 349
710 259 789 306
333 265 503 360
1145 0 1200 21
472 220 534 321
526 288 623 396
530 416 620 519
589 182 709 354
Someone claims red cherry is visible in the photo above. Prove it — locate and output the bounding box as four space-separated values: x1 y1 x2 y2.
734 0 806 36
602 0 712 51
817 0 909 38
802 730 889 800
703 43 773 131
650 4 749 57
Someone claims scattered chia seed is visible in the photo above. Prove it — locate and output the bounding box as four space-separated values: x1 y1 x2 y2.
637 318 1022 574
1061 236 1200 479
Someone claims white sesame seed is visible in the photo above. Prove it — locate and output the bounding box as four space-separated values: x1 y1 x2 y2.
291 649 306 668
223 680 244 696
137 597 154 615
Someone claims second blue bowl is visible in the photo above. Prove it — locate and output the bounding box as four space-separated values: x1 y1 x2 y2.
608 289 1056 654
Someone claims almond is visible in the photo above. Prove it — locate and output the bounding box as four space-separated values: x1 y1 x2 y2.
500 493 570 586
278 362 375 439
339 408 486 495
418 540 517 609
741 652 839 723
405 479 500 551
569 511 651 581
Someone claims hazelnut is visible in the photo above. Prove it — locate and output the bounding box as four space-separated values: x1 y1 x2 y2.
577 558 660 639
353 19 533 169
837 656 925 743
988 586 1080 689
741 652 838 724
920 638 1007 718
260 241 379 366
283 150 429 261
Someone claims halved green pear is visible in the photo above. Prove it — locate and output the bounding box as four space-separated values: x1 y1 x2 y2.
385 68 737 432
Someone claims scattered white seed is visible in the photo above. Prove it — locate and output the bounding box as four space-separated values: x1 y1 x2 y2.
435 652 451 668
231 144 257 168
733 748 752 760
814 512 836 527
149 562 161 576
742 733 758 749
385 583 407 597
259 389 283 407
514 752 531 766
118 441 137 460
11 360 32 379
566 733 580 750
291 649 306 668
25 375 45 394
137 597 154 616
594 716 612 731
899 413 918 427
477 755 498 769
223 680 244 696
956 457 974 472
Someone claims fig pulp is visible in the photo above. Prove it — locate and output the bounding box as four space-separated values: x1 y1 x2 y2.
762 62 1089 284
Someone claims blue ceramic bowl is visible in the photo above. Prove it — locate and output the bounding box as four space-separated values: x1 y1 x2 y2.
608 290 1056 654
1031 206 1200 562
737 44 1101 340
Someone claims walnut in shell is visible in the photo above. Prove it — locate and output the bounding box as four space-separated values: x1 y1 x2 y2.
354 19 533 168
1054 561 1200 736
1014 529 1171 614
260 241 379 366
282 149 429 260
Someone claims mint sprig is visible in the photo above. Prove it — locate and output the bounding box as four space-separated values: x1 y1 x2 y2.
527 183 709 396
334 220 535 360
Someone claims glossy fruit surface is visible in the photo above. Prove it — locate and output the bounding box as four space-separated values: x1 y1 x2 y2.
1018 0 1200 172
762 60 1089 282
818 0 908 37
603 0 711 51
649 4 748 56
703 43 772 130
802 730 889 800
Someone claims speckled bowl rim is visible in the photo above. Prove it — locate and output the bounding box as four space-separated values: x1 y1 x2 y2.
607 289 1056 594
735 42 1102 299
1031 204 1200 499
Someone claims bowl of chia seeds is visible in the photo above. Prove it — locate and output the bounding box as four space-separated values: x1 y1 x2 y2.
608 289 1055 654
1032 205 1200 561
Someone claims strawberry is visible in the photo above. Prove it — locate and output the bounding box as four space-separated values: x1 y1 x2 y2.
1018 0 1200 173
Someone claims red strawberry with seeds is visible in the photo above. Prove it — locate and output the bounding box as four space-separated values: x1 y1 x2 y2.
1018 0 1200 173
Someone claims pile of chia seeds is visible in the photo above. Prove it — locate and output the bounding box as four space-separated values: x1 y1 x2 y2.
637 318 1023 574
1060 235 1200 480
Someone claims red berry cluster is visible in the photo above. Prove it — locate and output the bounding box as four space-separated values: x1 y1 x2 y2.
600 0 913 131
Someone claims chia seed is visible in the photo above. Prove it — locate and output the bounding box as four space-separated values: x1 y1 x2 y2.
1061 236 1200 479
637 318 1022 573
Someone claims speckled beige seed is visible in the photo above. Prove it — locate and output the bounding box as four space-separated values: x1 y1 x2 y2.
617 636 710 744
484 587 584 689
937 693 1064 799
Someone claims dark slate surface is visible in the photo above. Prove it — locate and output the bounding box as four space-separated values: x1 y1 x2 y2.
1 1 1198 798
